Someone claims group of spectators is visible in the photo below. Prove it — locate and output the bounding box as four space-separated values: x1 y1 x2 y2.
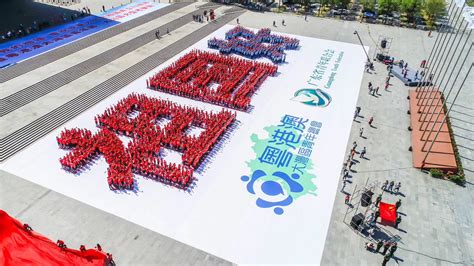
38 0 82 6
192 9 215 23
1 7 91 43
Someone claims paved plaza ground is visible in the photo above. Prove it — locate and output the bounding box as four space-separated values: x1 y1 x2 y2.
0 1 473 265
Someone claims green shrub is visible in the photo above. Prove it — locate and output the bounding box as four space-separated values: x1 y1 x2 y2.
448 174 465 185
430 168 443 178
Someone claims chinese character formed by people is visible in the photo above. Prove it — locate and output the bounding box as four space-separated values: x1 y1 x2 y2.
208 26 300 64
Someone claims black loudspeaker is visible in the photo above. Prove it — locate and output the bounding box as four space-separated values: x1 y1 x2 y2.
361 191 374 207
351 213 365 229
381 39 387 49
376 53 385 61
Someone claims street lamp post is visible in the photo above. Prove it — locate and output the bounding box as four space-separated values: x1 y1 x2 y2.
353 30 371 64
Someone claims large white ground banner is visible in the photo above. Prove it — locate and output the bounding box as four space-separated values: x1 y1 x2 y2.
1 25 366 264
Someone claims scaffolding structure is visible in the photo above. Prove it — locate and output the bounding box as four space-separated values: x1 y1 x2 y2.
343 178 400 244
372 35 393 61
410 0 472 172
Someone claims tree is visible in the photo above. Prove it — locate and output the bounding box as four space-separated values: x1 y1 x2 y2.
400 0 421 22
362 0 376 12
422 0 446 27
338 0 351 8
379 0 401 15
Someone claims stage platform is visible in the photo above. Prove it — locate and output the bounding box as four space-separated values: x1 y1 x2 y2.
392 65 432 87
408 89 457 172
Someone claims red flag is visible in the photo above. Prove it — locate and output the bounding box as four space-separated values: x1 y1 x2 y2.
379 202 397 223
0 210 107 266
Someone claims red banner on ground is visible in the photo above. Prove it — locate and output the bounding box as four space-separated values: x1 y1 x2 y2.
0 210 107 266
379 202 397 224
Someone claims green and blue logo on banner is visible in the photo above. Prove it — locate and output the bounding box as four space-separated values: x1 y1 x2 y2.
291 88 332 107
241 114 321 215
292 49 344 108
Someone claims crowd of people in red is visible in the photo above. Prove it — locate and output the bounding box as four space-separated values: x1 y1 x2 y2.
57 94 235 190
208 26 300 64
147 50 278 111
57 28 287 190
57 127 134 190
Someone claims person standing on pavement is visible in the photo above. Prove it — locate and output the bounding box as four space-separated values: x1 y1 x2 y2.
420 59 426 68
360 147 366 158
341 179 347 192
382 241 391 255
360 128 364 137
382 253 391 265
376 240 384 253
351 141 357 153
369 116 374 127
373 210 380 223
395 199 402 210
394 182 401 194
389 243 398 256
375 194 382 207
395 215 402 228
389 180 395 192
349 160 355 170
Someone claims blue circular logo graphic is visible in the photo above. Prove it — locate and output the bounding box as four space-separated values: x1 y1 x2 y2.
241 170 303 215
